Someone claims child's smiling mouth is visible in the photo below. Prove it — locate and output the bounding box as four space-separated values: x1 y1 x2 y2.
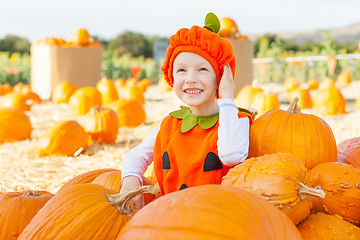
184 88 203 94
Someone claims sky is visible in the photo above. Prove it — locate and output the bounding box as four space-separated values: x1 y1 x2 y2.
1 0 360 42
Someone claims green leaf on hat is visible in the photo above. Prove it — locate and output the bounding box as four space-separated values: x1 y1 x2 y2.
204 12 220 33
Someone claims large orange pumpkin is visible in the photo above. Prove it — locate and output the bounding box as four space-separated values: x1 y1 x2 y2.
105 99 146 128
222 153 325 225
118 185 302 239
80 106 119 144
0 190 54 240
68 87 102 115
38 120 89 157
298 212 360 239
0 108 32 143
249 97 337 169
305 162 360 225
51 81 78 104
18 184 155 240
337 137 360 168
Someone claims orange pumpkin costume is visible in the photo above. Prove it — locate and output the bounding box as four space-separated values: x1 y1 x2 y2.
154 107 253 195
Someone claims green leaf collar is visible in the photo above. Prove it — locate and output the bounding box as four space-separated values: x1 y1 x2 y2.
169 106 219 133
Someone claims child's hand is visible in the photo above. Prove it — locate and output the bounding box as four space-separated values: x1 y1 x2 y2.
218 65 235 99
120 175 144 210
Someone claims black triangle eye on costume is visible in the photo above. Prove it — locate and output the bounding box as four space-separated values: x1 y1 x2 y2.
203 152 223 172
162 151 171 169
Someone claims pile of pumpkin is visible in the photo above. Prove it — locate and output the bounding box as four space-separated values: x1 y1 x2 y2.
0 77 152 157
235 71 354 116
1 88 360 239
32 27 102 48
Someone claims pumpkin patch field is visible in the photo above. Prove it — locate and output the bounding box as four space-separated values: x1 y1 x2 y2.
1 78 360 239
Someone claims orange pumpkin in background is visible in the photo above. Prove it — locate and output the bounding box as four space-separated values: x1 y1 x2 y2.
96 77 119 104
289 87 312 109
69 28 91 46
218 17 239 38
234 83 263 108
0 108 32 143
68 87 102 115
319 77 336 89
312 85 346 115
307 78 319 90
137 78 152 92
251 91 280 116
38 120 89 157
0 83 12 96
337 137 360 168
0 190 54 240
80 106 119 144
158 77 172 92
249 97 337 169
0 92 31 111
105 99 146 128
284 77 300 92
121 85 145 104
13 83 31 94
52 81 78 104
335 71 352 88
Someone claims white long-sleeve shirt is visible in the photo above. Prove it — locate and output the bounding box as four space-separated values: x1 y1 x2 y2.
121 98 250 184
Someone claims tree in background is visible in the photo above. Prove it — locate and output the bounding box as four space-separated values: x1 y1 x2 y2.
108 31 152 58
0 35 30 54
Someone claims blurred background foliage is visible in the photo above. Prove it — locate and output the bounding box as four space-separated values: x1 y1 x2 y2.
0 30 359 85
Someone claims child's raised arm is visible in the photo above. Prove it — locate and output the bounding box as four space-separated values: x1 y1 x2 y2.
217 65 250 166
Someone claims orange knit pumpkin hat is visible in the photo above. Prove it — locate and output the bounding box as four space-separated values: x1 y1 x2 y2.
161 13 236 87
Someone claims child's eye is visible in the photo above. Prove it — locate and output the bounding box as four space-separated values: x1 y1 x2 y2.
200 68 208 71
177 69 185 73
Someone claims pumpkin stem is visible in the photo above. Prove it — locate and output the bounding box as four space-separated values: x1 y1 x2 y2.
106 185 155 217
298 182 325 200
287 97 301 114
89 105 103 114
22 191 41 197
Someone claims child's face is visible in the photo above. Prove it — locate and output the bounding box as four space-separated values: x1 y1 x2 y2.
172 52 218 115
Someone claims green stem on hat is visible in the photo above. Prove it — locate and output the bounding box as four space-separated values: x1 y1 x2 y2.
204 12 220 33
